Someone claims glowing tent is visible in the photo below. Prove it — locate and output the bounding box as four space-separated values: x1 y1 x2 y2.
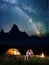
40 53 45 58
5 48 21 56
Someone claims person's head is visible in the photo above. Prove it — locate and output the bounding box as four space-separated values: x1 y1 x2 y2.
30 49 33 52
27 50 29 52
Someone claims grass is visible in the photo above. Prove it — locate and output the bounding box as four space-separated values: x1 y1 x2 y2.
0 55 49 65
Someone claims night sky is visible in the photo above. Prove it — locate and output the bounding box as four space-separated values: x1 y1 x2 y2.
0 0 48 36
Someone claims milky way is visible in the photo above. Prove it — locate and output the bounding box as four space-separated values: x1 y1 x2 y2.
0 0 48 36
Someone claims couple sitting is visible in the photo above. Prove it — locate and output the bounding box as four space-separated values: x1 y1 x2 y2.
25 49 34 60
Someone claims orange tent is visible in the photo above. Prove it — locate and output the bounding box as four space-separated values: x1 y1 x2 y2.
5 48 21 56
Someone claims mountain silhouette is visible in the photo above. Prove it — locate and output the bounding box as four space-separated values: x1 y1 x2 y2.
0 24 49 49
0 24 29 40
9 24 29 39
0 24 49 55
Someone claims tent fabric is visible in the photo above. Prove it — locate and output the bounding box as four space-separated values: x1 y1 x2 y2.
5 48 21 55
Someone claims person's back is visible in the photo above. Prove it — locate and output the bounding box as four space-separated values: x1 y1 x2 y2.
25 50 29 60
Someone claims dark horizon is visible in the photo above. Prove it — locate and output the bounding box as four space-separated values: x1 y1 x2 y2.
0 24 49 55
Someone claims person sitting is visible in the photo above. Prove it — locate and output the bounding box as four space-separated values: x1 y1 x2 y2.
25 50 30 60
30 49 34 57
25 49 34 60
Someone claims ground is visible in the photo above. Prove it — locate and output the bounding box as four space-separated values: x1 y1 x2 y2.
0 55 49 65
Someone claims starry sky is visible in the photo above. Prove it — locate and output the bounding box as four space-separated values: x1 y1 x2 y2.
0 0 48 36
